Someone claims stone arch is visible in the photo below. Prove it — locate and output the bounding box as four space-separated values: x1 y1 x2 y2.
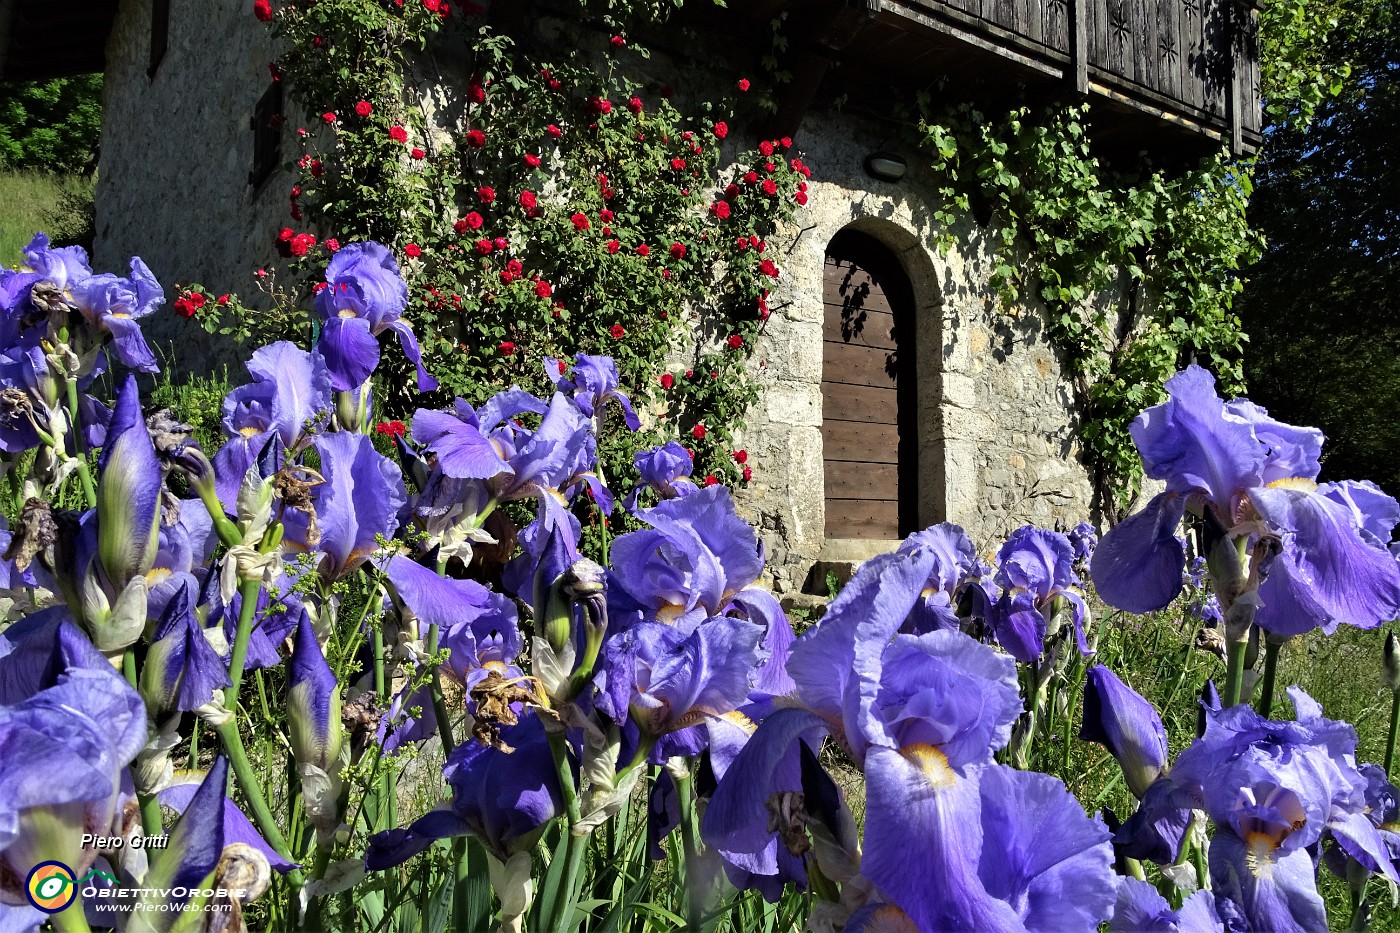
819 217 946 558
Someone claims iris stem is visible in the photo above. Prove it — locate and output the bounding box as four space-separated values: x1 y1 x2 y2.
216 718 303 888
424 622 455 756
1386 690 1400 776
49 904 93 933
1223 637 1249 708
674 772 702 931
122 649 137 689
224 577 264 709
1256 638 1282 718
546 729 586 932
138 791 164 849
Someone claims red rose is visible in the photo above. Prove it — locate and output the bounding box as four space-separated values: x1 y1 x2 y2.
289 232 317 256
627 97 643 115
322 112 337 124
325 238 340 252
463 212 483 231
217 294 230 305
726 334 743 350
600 209 614 222
389 125 408 142
310 160 324 177
692 424 707 440
466 128 486 147
762 179 778 196
610 324 626 339
506 259 523 277
254 0 273 21
759 140 775 157
610 34 626 49
475 238 493 255
557 359 568 374
670 158 686 171
355 100 372 117
795 191 809 206
278 227 294 241
781 136 793 148
525 153 541 167
404 243 422 258
670 242 686 259
724 183 740 201
606 240 621 254
636 243 650 256
468 79 486 104
494 237 509 251
743 171 758 185
474 186 495 204
588 97 612 115
765 161 776 172
710 201 730 220
174 292 204 317
735 237 749 250
571 213 589 230
499 341 515 356
759 258 778 277
733 449 749 464
454 219 469 234
660 373 674 389
519 190 537 210
704 474 718 486
737 78 750 91
547 124 563 138
411 147 425 160
535 280 552 298
754 239 767 253
713 121 728 139
375 420 407 437
742 466 753 482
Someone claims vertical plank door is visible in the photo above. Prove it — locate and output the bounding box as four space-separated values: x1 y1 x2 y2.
821 231 917 539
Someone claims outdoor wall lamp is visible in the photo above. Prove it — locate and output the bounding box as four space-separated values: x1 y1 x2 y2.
864 152 908 182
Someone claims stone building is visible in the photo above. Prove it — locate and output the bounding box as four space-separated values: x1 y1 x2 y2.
0 0 1260 594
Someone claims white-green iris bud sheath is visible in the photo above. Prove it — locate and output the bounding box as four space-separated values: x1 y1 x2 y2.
96 376 163 591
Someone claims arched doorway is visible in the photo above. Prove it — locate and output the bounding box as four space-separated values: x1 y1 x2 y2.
821 229 919 539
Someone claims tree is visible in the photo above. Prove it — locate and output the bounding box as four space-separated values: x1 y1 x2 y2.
0 75 103 173
1237 0 1400 493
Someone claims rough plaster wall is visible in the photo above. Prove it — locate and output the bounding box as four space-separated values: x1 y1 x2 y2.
94 0 285 374
742 111 1100 593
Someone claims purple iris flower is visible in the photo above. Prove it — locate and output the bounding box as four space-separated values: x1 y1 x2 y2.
382 554 522 686
313 241 436 392
159 767 296 873
217 576 304 670
68 258 165 373
1067 520 1098 563
1080 664 1169 798
609 485 767 627
621 440 698 512
288 614 343 774
545 354 641 430
365 713 566 866
489 393 603 508
141 578 232 718
894 522 985 634
1091 366 1400 635
410 397 515 481
989 525 1088 663
0 343 55 454
139 756 230 909
1109 877 1224 932
594 617 765 743
1119 689 1395 930
283 431 406 580
144 504 216 621
213 342 333 506
0 616 147 895
96 375 163 592
1322 763 1400 883
706 545 1116 925
21 233 92 293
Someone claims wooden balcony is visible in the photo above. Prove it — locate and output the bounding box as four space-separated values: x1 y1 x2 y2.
684 0 1261 159
0 0 119 82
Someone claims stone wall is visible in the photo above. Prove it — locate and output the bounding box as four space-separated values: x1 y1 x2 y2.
94 0 286 373
740 111 1101 594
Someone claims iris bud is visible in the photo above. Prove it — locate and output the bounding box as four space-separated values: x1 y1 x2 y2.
1080 665 1170 798
1385 632 1400 692
96 376 162 590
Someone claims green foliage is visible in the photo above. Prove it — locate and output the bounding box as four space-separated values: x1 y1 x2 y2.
0 75 103 173
0 171 96 263
913 100 1257 511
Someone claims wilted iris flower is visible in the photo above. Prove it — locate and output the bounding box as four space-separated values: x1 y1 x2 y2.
1091 365 1400 636
313 241 436 392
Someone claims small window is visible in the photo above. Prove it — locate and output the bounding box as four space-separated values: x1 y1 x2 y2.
249 81 284 190
149 0 170 77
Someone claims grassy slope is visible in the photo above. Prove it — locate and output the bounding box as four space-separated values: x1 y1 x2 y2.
0 170 94 264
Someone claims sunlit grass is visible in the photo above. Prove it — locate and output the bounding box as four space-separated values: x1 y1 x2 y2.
0 169 94 263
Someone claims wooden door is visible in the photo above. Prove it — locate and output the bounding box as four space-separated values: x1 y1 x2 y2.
821 231 918 539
